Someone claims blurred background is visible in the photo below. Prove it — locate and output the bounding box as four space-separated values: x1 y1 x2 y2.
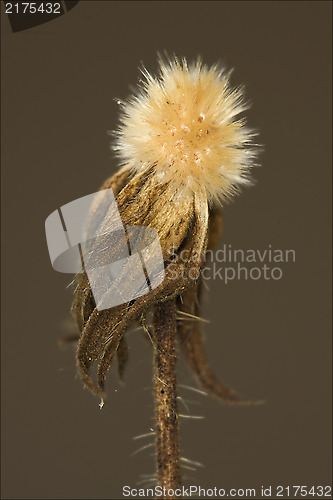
1 1 332 498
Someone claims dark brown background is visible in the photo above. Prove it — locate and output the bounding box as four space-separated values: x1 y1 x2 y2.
1 1 332 499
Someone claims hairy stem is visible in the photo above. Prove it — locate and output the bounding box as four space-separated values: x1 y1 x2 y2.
153 299 180 498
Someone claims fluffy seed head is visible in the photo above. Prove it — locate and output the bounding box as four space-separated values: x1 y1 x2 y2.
114 57 257 205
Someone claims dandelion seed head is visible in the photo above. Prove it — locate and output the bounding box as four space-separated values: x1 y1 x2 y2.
114 56 257 204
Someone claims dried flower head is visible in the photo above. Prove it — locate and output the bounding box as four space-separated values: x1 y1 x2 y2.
71 56 258 402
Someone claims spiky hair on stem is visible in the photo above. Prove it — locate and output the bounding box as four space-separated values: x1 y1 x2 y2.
113 56 257 205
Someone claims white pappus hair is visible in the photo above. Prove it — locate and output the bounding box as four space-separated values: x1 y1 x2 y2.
113 56 258 205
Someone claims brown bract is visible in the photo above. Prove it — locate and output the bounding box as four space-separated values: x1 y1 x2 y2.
71 165 252 405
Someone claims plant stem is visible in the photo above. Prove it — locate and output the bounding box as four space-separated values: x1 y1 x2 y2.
153 299 180 498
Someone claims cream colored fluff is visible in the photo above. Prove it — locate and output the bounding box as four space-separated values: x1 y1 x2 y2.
113 56 257 205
